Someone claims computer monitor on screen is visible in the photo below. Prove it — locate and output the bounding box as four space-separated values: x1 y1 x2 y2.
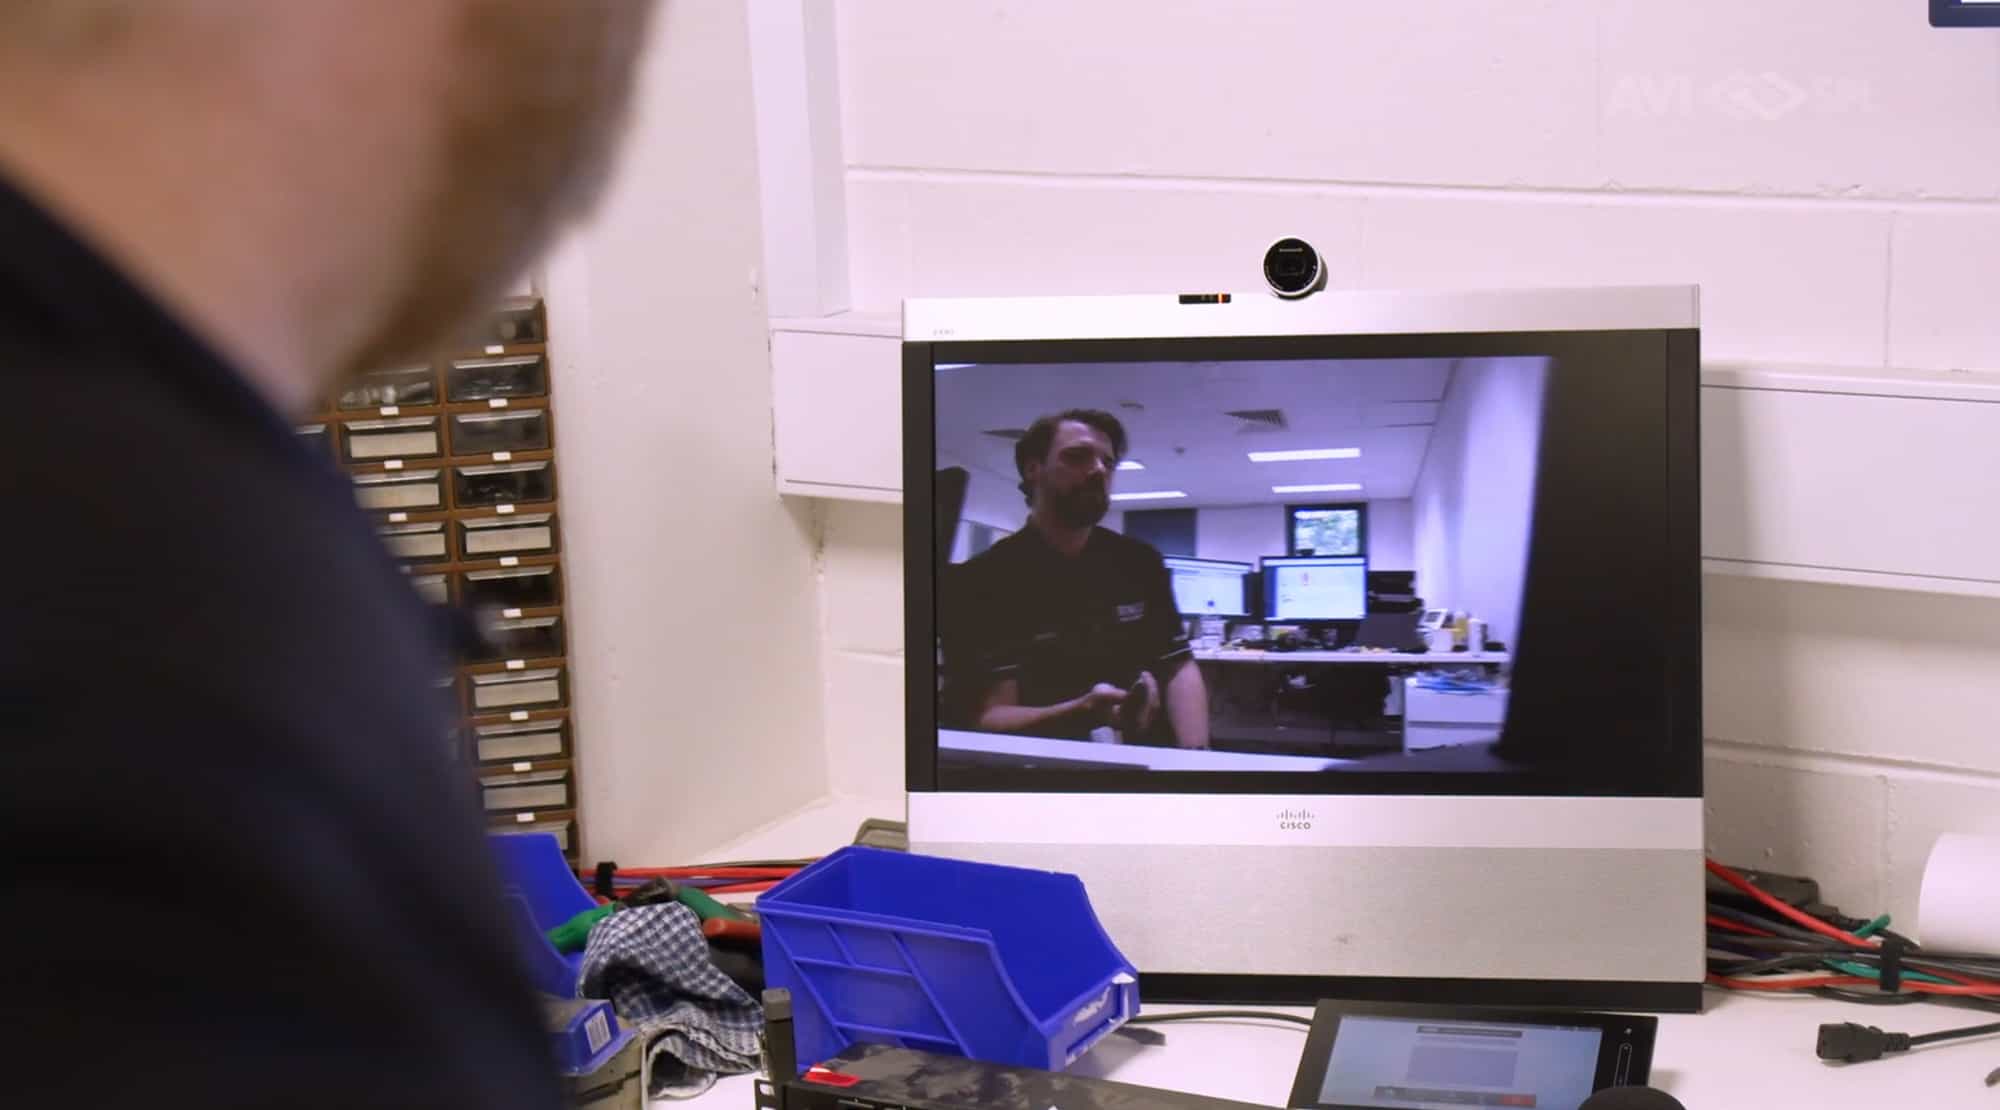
1262 555 1367 622
904 285 1704 1012
1163 556 1252 618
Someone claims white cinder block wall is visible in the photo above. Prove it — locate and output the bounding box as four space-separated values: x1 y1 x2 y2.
538 1 829 863
814 0 2000 932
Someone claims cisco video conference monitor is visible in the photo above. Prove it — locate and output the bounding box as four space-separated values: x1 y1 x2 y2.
902 286 1703 1011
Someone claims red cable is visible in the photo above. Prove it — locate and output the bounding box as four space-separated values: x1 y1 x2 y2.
1706 860 2000 990
1707 914 1775 937
1709 973 2000 997
707 880 780 895
1704 859 1871 946
1708 973 1870 991
577 866 799 880
1902 981 2000 997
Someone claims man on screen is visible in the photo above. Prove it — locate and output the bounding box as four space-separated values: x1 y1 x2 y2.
943 409 1211 748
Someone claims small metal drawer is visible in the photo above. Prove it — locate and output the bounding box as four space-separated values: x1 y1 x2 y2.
475 718 569 763
459 512 557 557
353 468 444 511
407 572 450 605
475 615 562 662
454 460 554 507
491 814 575 853
450 408 550 455
376 519 449 563
480 767 571 813
447 355 546 402
297 423 330 456
342 415 441 461
470 666 566 710
483 299 545 346
461 565 561 609
339 365 437 409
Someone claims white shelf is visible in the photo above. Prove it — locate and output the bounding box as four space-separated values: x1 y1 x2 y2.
1703 557 2000 600
769 310 897 338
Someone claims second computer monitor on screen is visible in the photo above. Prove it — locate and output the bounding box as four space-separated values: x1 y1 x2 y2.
1262 555 1368 622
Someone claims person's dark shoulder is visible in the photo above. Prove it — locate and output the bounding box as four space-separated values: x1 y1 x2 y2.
1 337 561 1107
955 526 1034 585
1094 527 1170 573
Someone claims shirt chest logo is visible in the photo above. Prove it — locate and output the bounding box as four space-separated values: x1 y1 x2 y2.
1116 602 1146 623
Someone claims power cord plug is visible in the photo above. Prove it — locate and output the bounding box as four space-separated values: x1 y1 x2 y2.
1817 1022 1911 1063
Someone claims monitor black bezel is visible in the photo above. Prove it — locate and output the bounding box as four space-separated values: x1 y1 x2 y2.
905 327 1702 799
1286 998 1658 1110
1932 0 2000 27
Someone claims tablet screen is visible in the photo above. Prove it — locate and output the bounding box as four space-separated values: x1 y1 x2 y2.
1310 1016 1603 1110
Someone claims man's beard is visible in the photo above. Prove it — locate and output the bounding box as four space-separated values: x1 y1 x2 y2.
338 0 655 379
1046 482 1109 529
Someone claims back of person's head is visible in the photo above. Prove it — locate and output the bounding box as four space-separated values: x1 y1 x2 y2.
0 0 655 405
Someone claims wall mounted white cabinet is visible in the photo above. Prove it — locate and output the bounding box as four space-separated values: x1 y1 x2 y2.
770 312 900 501
1701 362 2000 599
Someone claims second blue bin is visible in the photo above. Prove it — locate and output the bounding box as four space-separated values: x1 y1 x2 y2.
757 846 1139 1074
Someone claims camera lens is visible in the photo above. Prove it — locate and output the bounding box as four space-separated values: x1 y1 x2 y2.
1263 238 1324 299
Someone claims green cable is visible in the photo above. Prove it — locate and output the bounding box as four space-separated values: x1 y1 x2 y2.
1823 958 1954 986
1853 914 1891 939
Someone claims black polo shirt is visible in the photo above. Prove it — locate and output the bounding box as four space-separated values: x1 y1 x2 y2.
0 179 561 1107
943 524 1191 740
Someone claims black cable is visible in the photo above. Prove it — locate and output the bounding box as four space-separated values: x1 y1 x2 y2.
1125 1009 1314 1030
1908 1020 2000 1048
1707 904 1851 945
1810 988 1930 1007
1710 954 1829 976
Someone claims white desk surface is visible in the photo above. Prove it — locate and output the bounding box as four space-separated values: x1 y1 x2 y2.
939 728 1353 770
1195 648 1512 665
680 989 1999 1108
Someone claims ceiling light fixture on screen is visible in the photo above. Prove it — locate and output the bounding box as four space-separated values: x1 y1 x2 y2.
1273 483 1363 494
1117 460 1145 471
1246 447 1361 463
1109 490 1188 502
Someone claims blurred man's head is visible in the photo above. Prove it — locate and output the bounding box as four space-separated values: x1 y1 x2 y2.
0 0 655 408
1015 409 1127 529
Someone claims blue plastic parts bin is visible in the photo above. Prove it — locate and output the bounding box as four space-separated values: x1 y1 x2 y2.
758 846 1139 1074
488 831 596 996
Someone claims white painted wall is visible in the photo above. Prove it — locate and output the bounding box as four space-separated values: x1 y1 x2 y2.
538 0 827 863
1364 500 1414 573
810 0 2000 926
1411 361 1547 647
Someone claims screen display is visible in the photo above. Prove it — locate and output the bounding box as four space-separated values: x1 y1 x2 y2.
1164 557 1252 617
932 354 1541 764
1264 556 1367 621
1314 1016 1602 1110
920 331 1697 796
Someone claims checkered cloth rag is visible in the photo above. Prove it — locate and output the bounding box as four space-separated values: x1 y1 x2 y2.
576 903 763 1101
